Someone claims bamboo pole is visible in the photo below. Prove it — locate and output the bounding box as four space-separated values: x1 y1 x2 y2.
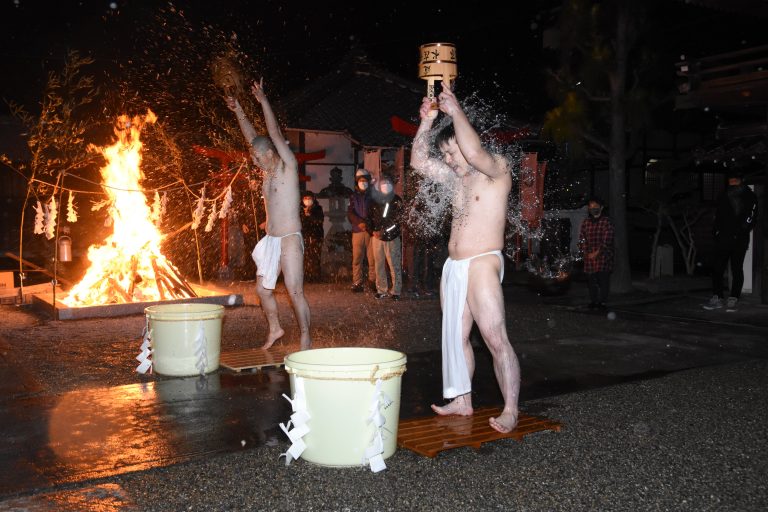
183 187 204 284
150 257 167 300
4 251 72 287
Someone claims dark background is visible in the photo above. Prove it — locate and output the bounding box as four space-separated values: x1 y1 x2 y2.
2 0 764 122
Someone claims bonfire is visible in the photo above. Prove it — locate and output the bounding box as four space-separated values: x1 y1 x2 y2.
63 110 196 306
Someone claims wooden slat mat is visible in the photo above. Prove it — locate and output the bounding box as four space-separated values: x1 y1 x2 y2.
397 407 563 457
219 346 294 372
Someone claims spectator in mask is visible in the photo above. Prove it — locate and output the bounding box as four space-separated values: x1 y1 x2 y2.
578 196 615 310
347 169 375 293
369 174 403 300
300 190 324 282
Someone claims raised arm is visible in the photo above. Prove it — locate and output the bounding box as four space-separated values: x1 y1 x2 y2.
410 97 452 181
438 84 506 179
225 96 259 147
251 80 297 171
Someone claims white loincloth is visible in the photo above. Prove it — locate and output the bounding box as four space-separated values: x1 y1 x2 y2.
251 232 303 290
440 250 504 398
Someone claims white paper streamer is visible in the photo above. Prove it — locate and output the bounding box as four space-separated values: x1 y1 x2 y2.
204 201 218 232
66 191 78 223
44 196 57 240
218 186 233 219
279 377 311 465
33 200 44 234
135 318 153 374
194 320 208 376
191 187 206 230
91 198 109 211
363 379 393 473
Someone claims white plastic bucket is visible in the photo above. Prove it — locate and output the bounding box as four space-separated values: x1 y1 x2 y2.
145 303 224 376
284 347 407 467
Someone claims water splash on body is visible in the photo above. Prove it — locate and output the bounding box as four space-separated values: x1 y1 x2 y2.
405 90 582 285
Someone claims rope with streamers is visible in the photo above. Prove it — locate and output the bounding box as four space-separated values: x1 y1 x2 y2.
363 379 394 473
278 377 311 466
135 317 153 374
194 320 209 376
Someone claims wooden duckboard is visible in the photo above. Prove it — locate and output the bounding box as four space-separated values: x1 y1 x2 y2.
397 407 563 457
219 345 295 372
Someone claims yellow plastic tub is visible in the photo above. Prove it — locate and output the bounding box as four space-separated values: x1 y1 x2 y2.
284 347 407 467
145 303 224 376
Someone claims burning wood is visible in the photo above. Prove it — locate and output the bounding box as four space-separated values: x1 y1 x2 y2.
62 110 198 307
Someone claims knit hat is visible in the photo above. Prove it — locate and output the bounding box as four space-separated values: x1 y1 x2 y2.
355 168 371 181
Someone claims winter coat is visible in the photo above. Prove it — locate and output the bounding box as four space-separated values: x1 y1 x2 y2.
713 184 758 242
347 190 372 234
369 194 403 242
578 215 615 274
301 202 324 240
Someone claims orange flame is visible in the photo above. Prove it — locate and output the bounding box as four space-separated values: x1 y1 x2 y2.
63 110 186 306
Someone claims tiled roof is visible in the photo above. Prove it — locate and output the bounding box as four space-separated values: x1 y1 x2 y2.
281 48 425 148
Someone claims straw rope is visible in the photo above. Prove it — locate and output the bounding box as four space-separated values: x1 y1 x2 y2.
284 364 406 384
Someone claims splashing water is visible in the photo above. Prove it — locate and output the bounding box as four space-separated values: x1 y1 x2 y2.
406 90 585 281
405 91 528 256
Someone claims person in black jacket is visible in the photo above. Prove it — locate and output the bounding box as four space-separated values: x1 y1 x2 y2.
703 172 758 311
347 169 375 293
369 174 403 300
300 190 324 282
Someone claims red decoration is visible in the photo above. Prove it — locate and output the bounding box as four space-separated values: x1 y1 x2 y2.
520 153 546 229
192 145 326 183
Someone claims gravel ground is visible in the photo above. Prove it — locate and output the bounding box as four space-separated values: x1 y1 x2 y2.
0 280 640 394
1 279 766 511
97 359 768 511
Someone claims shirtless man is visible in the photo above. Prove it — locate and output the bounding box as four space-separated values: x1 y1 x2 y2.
410 84 520 433
226 80 311 350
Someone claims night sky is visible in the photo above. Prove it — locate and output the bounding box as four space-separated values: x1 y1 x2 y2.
1 1 765 123
1 1 550 117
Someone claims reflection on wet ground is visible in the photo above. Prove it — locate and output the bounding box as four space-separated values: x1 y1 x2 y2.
0 347 707 499
0 370 289 497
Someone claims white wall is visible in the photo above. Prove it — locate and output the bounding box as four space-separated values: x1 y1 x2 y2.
288 129 356 233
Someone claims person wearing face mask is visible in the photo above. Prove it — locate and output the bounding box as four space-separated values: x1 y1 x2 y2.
578 196 615 310
347 169 376 293
300 191 324 282
369 173 403 300
702 172 758 312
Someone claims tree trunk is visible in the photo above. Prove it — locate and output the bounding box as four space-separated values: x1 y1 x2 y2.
649 208 662 278
608 4 634 293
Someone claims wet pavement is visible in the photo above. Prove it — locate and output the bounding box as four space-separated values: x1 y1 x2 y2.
0 276 767 510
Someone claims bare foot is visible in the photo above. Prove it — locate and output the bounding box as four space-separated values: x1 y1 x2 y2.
489 409 518 434
299 335 312 351
431 397 473 416
261 328 285 349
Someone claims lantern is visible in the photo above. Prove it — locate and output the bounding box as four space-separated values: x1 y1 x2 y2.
58 235 72 262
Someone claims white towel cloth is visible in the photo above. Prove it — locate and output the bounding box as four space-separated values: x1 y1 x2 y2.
251 232 303 290
440 250 504 398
